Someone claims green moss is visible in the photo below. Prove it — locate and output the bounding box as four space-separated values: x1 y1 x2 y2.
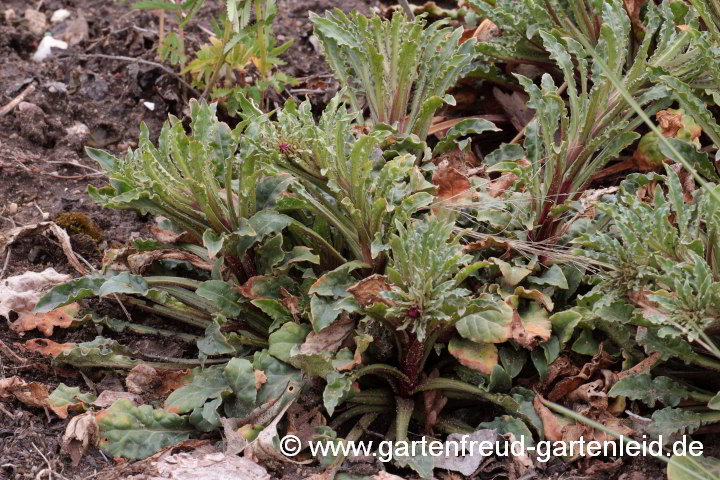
53 212 104 242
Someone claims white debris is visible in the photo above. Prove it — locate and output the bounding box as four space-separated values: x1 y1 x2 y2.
50 9 71 23
32 35 68 62
0 268 72 319
143 101 156 111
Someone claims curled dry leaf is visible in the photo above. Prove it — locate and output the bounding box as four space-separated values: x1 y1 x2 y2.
0 376 70 418
347 274 392 307
0 222 90 275
488 173 518 198
547 346 614 402
432 159 472 211
10 302 82 336
149 225 195 244
152 451 272 480
127 250 213 274
423 369 448 433
293 316 354 356
92 390 143 408
19 338 75 356
62 411 98 466
0 268 72 319
126 363 191 397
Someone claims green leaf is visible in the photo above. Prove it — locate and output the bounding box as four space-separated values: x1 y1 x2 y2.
268 322 311 363
47 384 96 411
223 358 256 418
35 275 110 313
202 229 225 258
52 337 137 369
195 280 245 317
323 371 352 416
527 265 568 289
309 261 367 297
608 374 694 407
97 399 193 460
253 350 302 405
456 302 513 344
165 366 229 414
650 408 720 438
659 138 720 182
477 415 535 447
668 454 720 480
189 397 222 432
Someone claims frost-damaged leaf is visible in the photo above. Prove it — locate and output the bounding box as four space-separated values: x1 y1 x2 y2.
62 412 98 466
0 268 72 319
448 337 498 375
511 302 552 349
127 250 213 274
0 222 89 275
97 398 194 459
608 373 695 407
11 303 83 336
431 159 471 214
126 364 191 396
0 376 73 418
165 366 229 414
152 450 273 479
347 275 392 307
433 429 497 476
20 338 75 356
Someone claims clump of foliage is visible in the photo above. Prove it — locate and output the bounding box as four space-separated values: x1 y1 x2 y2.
29 1 720 479
310 9 480 140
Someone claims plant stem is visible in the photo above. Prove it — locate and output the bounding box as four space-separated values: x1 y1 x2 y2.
329 405 390 430
395 396 415 442
352 364 411 389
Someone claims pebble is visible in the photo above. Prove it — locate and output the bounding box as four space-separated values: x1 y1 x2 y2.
50 9 71 23
24 8 47 35
6 203 18 215
4 9 15 23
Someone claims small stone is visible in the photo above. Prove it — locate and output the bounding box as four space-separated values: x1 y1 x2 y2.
4 9 16 23
50 9 71 23
24 9 47 36
6 203 18 215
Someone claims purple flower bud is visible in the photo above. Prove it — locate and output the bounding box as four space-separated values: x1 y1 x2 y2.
407 306 420 319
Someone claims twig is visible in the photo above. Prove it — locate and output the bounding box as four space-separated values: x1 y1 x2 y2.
0 339 27 364
0 85 35 117
57 53 201 97
398 0 416 19
0 403 17 419
0 247 10 281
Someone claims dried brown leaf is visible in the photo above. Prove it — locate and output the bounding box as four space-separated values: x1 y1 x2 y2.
10 302 81 336
347 274 392 307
